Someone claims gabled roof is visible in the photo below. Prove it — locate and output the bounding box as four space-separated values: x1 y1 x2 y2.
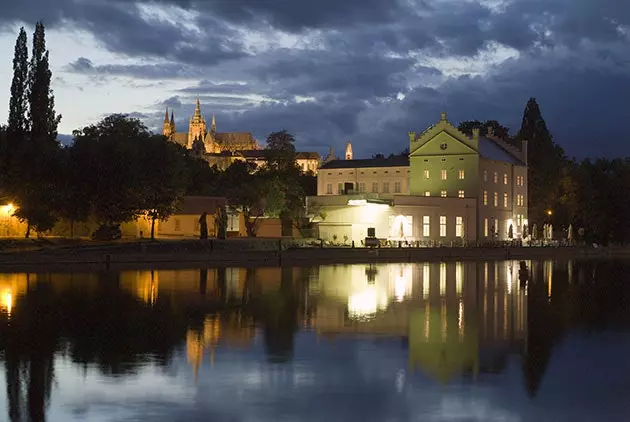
214 132 258 148
320 156 409 169
296 152 321 160
479 137 525 165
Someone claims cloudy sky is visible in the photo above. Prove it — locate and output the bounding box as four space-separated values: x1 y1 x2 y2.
0 0 628 158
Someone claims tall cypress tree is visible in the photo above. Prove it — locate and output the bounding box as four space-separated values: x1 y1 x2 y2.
7 22 63 237
516 98 565 225
28 21 61 152
3 28 29 191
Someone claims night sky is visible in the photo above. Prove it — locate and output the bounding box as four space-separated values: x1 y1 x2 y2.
0 0 628 158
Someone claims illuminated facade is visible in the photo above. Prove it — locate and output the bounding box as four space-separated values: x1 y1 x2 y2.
313 112 528 243
163 99 321 174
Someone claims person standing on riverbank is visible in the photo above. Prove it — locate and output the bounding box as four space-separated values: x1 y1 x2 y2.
199 212 208 239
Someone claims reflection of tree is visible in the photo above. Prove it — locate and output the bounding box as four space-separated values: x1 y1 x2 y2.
0 271 188 421
522 268 558 398
255 268 300 363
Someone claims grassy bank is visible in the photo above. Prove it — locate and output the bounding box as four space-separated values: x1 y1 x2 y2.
0 238 628 272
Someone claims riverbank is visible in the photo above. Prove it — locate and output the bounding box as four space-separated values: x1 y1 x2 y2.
0 238 628 271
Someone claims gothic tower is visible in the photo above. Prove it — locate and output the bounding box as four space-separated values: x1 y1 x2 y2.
188 97 207 148
170 111 176 134
162 107 173 138
211 113 216 135
345 141 353 160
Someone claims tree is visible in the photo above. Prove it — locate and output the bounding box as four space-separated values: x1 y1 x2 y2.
5 22 62 237
221 161 269 237
138 136 189 239
4 27 29 186
71 114 148 226
457 120 511 140
515 98 566 225
55 146 93 237
191 137 205 156
265 130 297 172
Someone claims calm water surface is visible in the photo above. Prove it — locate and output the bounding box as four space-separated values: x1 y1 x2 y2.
0 260 629 422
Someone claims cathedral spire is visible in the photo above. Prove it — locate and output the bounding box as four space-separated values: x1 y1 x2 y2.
170 111 176 131
194 96 201 119
211 113 216 134
164 107 169 123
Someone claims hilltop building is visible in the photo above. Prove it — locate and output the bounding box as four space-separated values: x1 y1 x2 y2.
163 99 320 173
308 112 528 244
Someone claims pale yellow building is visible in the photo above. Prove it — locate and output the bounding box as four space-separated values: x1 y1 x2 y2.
312 113 528 244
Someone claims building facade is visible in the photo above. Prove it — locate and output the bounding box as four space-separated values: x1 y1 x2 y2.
310 112 528 244
163 99 321 173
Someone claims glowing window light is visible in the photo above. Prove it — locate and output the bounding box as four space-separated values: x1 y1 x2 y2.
1 289 13 316
348 199 367 206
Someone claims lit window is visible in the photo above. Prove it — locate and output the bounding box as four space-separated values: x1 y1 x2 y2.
440 262 446 295
338 183 344 194
493 192 498 207
483 191 488 205
383 182 389 193
439 216 446 237
484 218 488 237
458 190 464 198
456 216 463 237
423 169 430 179
494 172 498 183
394 181 401 193
372 182 378 193
174 219 181 231
425 191 430 197
503 192 508 208
483 170 488 182
441 190 447 198
359 182 365 192
504 173 508 185
441 169 447 180
326 184 332 194
458 169 465 179
423 216 430 237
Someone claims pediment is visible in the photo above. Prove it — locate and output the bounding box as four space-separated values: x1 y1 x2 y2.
410 130 477 156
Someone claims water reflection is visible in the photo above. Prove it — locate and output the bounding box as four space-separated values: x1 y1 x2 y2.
0 260 629 421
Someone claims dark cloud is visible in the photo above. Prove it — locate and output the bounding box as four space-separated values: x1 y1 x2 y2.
3 0 630 159
65 57 202 79
158 0 409 32
162 96 182 109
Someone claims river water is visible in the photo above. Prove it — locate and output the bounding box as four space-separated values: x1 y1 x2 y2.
0 259 629 422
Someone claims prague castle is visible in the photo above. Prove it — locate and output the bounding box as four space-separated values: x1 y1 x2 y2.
162 99 320 173
162 98 260 153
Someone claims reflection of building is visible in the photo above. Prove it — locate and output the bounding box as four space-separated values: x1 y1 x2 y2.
186 314 255 381
310 112 528 243
312 261 528 383
0 273 29 316
163 99 321 173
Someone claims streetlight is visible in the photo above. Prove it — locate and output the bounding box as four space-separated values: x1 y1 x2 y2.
546 209 553 216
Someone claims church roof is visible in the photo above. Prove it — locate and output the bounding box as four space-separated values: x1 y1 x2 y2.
296 152 321 160
214 132 257 147
171 132 187 147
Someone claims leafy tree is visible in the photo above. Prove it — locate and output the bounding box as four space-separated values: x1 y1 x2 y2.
55 146 95 237
515 98 566 225
138 136 189 239
221 161 269 236
191 137 205 156
457 120 511 140
265 130 298 172
71 114 148 226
